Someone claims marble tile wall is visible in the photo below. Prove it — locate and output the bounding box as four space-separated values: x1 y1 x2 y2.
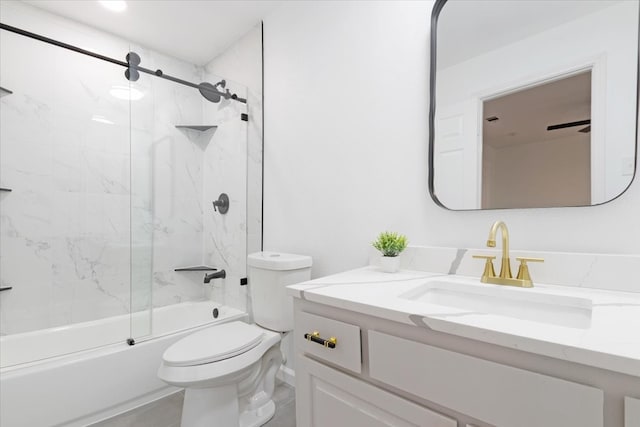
0 1 255 336
0 16 134 334
201 76 249 312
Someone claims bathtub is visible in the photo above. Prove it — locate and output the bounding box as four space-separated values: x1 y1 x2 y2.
0 301 247 427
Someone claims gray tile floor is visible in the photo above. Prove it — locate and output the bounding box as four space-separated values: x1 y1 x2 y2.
90 381 295 427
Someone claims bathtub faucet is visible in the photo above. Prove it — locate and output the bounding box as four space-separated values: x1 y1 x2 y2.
204 269 226 283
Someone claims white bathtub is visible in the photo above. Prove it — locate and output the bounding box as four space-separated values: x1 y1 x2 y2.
0 301 246 427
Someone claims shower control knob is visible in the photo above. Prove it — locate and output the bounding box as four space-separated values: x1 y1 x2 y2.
212 193 229 214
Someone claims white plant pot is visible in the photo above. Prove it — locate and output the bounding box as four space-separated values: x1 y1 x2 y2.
379 255 401 273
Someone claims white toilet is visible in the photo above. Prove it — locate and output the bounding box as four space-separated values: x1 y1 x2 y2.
158 252 312 427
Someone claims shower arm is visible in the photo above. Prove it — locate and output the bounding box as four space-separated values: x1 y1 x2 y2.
0 22 247 104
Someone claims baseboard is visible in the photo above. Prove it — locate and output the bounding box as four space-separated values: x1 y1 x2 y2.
276 365 296 387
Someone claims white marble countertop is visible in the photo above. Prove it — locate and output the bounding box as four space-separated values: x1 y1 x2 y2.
287 266 640 377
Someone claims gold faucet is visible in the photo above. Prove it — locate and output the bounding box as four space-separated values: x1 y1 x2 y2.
472 221 543 288
487 220 512 280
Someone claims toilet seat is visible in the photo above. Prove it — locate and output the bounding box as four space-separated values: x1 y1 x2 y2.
163 322 265 367
158 322 281 388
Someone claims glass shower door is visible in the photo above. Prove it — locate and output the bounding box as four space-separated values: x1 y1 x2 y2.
128 50 154 342
0 22 137 365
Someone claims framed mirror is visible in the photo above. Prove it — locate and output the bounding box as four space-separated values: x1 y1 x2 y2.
429 0 639 210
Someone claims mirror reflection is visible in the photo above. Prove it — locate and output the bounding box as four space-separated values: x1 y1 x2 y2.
430 0 639 210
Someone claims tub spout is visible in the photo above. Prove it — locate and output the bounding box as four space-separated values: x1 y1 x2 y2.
204 269 226 283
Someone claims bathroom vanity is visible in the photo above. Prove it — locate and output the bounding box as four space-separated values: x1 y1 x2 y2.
287 249 640 427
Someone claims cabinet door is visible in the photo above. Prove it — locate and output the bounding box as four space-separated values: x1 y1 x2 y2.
295 355 456 427
368 330 604 427
626 397 640 427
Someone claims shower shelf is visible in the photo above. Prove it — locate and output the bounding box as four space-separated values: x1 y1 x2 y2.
0 187 12 192
0 86 13 98
175 125 217 132
174 266 218 272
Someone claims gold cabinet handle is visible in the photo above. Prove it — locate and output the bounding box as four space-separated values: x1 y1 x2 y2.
304 331 337 349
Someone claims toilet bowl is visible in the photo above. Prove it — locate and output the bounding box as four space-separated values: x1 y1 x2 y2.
158 321 282 427
158 252 312 427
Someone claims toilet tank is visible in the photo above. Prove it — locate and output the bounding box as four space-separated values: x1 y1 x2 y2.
247 252 312 332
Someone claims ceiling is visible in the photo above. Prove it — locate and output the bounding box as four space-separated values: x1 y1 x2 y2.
21 0 285 65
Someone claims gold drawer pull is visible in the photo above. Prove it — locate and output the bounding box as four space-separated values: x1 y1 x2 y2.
304 331 337 349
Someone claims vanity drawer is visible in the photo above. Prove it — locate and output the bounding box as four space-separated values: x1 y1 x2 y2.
368 331 603 427
296 311 361 373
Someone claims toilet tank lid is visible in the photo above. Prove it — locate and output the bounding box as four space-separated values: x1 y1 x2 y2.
248 252 312 270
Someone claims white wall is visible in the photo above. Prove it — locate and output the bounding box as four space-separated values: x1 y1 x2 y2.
263 1 640 288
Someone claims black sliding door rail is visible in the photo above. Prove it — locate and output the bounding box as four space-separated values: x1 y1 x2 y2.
0 22 247 104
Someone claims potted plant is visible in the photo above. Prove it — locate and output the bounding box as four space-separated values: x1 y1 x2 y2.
372 231 408 273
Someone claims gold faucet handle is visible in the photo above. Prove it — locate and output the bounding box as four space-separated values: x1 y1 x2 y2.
472 255 496 282
515 257 544 262
472 255 496 261
515 257 544 282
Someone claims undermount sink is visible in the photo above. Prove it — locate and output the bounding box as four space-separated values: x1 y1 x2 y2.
399 277 593 329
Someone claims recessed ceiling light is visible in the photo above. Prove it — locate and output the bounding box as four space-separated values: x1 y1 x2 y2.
91 114 115 125
109 85 145 101
99 1 127 13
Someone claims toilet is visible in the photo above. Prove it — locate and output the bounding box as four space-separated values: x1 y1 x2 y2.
158 252 312 427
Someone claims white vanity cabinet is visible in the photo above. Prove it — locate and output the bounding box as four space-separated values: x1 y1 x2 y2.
295 311 456 426
293 298 639 427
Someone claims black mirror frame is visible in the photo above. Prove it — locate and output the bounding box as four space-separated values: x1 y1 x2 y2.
428 0 640 211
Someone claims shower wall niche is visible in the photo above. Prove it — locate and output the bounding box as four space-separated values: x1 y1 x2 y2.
0 1 257 346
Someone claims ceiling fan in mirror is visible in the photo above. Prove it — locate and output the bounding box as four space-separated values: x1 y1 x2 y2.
546 119 591 133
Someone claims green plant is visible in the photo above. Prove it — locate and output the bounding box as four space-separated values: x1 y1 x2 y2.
372 231 408 257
